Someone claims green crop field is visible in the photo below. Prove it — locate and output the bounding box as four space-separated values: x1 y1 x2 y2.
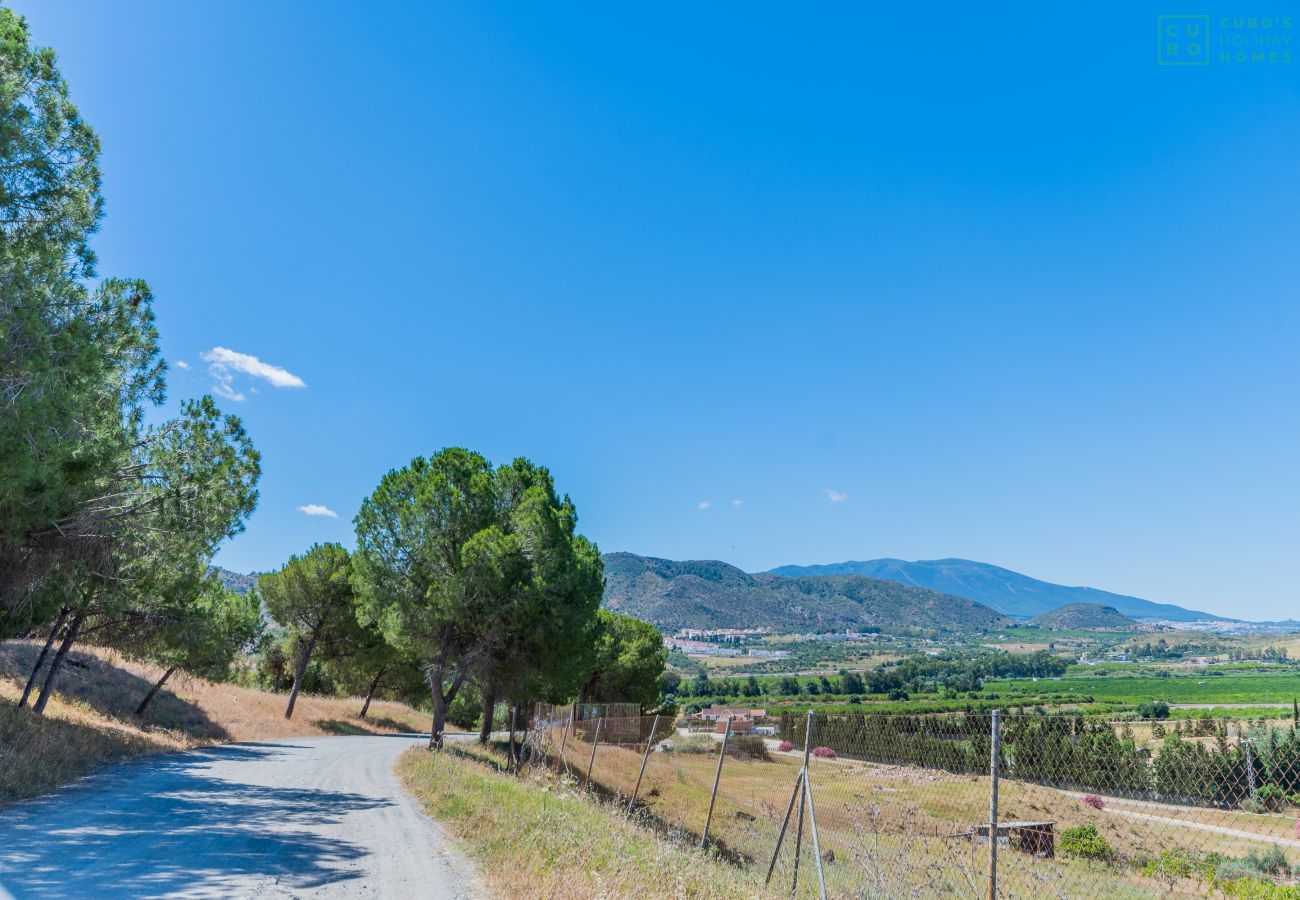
998 673 1300 705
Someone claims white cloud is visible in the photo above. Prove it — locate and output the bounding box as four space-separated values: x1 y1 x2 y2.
174 359 190 370
731 499 744 508
697 500 711 510
823 489 848 503
298 504 338 518
201 346 306 401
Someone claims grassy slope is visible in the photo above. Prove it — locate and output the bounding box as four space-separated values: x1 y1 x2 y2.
398 747 756 899
0 640 434 806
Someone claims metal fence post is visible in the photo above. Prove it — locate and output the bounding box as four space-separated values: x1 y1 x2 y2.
988 708 1001 900
626 714 660 819
792 710 814 895
508 705 518 772
765 767 803 886
1244 732 1258 800
559 704 575 775
701 716 733 848
584 716 604 790
803 737 829 900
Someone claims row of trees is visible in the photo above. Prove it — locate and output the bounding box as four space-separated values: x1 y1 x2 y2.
255 449 667 744
779 710 1300 809
1 9 261 716
670 650 1070 707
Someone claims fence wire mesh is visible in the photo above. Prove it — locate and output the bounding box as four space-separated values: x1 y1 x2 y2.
522 705 1300 897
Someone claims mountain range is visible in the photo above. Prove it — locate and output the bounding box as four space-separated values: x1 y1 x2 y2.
765 558 1226 622
601 552 1006 634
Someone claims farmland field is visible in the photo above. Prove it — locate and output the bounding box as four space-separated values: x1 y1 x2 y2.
999 673 1300 706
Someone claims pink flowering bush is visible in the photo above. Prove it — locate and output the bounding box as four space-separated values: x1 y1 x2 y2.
1081 794 1104 810
812 746 837 759
778 740 794 752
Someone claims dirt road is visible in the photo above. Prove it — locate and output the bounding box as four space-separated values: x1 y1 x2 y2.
0 734 480 898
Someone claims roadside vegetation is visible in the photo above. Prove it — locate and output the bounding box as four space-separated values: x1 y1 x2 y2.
398 747 754 899
0 641 431 806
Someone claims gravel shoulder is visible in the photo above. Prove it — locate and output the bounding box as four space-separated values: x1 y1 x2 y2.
0 734 482 899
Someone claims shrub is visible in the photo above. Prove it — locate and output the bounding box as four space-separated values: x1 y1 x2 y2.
811 746 837 759
669 735 715 754
1080 794 1104 810
726 735 772 762
1141 849 1197 880
1060 824 1113 861
1255 785 1290 813
1136 700 1170 720
778 740 794 752
1243 845 1290 878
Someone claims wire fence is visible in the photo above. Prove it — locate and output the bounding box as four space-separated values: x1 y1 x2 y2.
514 705 1300 898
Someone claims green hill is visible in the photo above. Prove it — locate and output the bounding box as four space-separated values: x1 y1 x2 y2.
1031 603 1136 630
602 553 1006 634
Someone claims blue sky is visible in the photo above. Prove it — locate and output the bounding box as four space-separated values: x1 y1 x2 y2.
14 2 1299 619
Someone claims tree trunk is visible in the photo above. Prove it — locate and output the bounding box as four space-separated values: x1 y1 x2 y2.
284 624 322 720
359 667 386 719
32 610 85 715
427 664 469 750
429 678 448 750
135 666 177 717
478 677 497 744
18 607 68 708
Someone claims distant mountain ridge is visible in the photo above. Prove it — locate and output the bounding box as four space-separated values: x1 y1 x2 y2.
602 552 1006 634
764 558 1228 622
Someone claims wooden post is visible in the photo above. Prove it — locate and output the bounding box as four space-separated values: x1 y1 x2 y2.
701 717 733 848
987 709 1001 900
584 716 604 790
626 714 660 819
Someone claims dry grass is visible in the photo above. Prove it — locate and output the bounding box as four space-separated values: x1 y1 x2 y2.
0 640 436 806
398 747 758 899
550 728 1300 898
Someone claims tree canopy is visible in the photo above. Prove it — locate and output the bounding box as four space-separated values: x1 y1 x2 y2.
353 448 606 746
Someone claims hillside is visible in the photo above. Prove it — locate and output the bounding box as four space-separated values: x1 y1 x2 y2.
1031 603 1136 630
765 558 1228 622
602 553 1006 633
0 641 433 806
210 566 259 595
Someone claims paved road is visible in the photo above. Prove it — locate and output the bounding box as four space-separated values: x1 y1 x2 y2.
0 735 481 899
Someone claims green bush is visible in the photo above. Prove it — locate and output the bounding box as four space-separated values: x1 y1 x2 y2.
726 734 772 762
669 735 715 754
1135 700 1170 719
1244 845 1291 878
1141 849 1198 880
1254 785 1290 813
1059 824 1113 861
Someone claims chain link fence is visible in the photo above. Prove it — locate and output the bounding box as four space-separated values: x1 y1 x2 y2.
514 705 1300 897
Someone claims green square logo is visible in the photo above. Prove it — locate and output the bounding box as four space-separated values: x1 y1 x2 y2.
1158 15 1211 65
